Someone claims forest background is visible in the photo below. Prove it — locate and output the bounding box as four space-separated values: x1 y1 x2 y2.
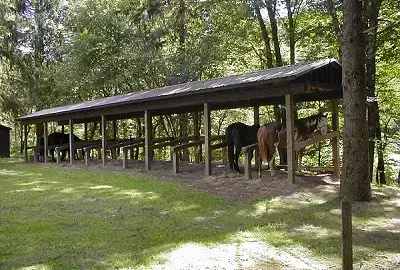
0 0 399 183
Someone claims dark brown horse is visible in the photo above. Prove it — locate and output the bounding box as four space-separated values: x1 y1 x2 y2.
39 132 82 161
257 113 328 178
226 122 260 173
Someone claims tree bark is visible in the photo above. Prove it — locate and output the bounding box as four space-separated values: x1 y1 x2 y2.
254 1 273 68
265 0 282 66
326 0 342 58
365 0 385 184
340 0 371 201
179 114 190 161
285 0 296 64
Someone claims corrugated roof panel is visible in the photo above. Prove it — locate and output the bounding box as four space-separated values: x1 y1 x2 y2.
19 59 340 120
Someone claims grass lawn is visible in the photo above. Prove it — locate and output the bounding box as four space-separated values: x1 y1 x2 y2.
0 159 399 269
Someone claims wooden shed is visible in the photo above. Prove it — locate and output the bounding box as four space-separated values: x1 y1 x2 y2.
0 124 11 158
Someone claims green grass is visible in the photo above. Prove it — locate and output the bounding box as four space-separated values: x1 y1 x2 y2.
0 159 399 269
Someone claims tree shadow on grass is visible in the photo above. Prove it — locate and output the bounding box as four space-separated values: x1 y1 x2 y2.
0 161 399 269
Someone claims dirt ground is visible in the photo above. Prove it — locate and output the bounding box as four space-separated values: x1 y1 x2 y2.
44 158 340 203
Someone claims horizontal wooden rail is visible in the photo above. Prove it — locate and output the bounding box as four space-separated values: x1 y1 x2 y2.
210 141 227 150
294 131 339 151
152 136 197 150
172 136 225 174
122 141 146 168
56 140 101 164
172 139 205 152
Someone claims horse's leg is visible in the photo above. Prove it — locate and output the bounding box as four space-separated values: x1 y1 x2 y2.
234 145 242 173
269 144 278 177
227 143 235 171
258 154 262 179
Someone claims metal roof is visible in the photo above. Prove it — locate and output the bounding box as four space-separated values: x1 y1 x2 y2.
19 58 341 122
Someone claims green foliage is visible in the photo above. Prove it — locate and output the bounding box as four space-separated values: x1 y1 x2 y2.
0 0 399 180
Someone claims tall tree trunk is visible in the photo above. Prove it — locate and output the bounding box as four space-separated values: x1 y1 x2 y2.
265 0 282 66
326 0 342 59
365 0 385 184
375 103 386 184
285 0 296 64
177 0 190 161
254 1 273 68
340 0 371 201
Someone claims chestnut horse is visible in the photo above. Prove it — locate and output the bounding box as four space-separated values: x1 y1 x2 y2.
226 122 260 173
257 113 328 178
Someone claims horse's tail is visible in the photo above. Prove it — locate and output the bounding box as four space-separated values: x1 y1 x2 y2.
257 126 269 162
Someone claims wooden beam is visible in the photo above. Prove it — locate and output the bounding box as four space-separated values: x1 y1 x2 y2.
172 139 205 174
295 132 339 151
84 122 88 141
210 141 227 150
69 119 74 165
332 100 340 176
242 143 258 180
43 122 48 163
145 110 152 171
285 94 295 184
193 112 201 163
172 150 179 174
35 124 43 153
254 106 260 168
24 125 28 162
204 103 212 176
101 115 107 166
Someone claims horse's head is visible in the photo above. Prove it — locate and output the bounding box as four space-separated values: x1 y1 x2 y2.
295 112 328 140
316 112 328 135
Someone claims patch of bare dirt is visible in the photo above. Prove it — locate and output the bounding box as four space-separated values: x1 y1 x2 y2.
35 159 340 203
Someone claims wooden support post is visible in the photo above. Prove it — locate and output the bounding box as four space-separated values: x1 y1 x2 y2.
33 148 38 162
84 122 88 141
254 106 260 167
285 94 295 184
61 125 65 134
122 148 128 169
342 197 353 270
43 122 48 163
173 150 179 174
24 125 28 162
35 123 43 160
193 112 200 163
101 115 107 166
85 149 89 166
222 145 227 165
204 103 212 176
244 149 252 180
112 120 117 159
69 119 74 165
332 99 340 176
145 110 152 171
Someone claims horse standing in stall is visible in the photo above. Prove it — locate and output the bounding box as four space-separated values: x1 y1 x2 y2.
226 122 260 173
40 132 83 161
257 113 328 178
